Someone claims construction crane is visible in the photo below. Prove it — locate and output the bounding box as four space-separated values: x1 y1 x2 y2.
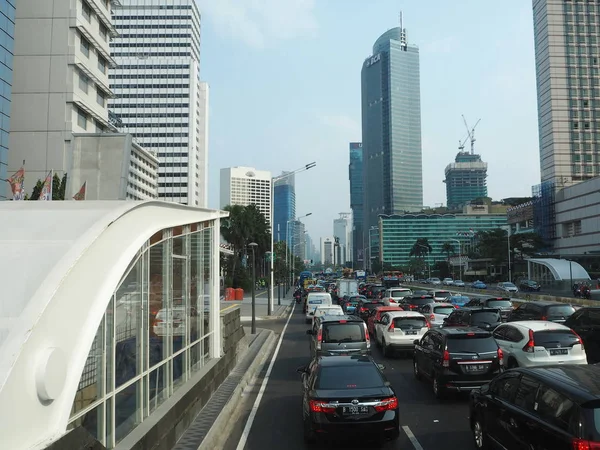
458 133 470 152
462 115 482 155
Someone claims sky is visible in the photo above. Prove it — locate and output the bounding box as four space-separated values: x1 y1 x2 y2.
198 0 540 242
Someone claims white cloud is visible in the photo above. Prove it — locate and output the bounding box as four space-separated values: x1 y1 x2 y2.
317 114 361 137
421 36 460 54
197 0 318 49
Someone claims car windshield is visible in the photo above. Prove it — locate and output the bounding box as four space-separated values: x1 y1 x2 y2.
322 324 364 343
434 291 450 298
533 330 579 348
503 283 517 288
433 306 455 315
487 300 513 308
316 365 383 390
446 336 498 353
393 317 427 329
470 311 501 324
547 305 576 317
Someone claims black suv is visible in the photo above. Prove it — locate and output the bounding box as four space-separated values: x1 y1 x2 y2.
298 355 400 445
357 299 384 321
413 327 503 398
470 365 600 450
403 295 435 311
443 308 503 331
464 297 513 321
508 301 576 324
519 279 541 291
564 307 600 364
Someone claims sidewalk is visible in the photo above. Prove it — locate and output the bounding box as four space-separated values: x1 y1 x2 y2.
220 288 294 321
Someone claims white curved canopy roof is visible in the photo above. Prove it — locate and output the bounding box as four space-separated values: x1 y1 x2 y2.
0 201 227 449
527 258 590 281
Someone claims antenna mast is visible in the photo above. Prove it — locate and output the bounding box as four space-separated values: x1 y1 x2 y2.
399 11 407 49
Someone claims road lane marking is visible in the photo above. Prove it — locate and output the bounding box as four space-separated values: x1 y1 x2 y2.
235 301 296 450
220 304 240 313
402 425 424 450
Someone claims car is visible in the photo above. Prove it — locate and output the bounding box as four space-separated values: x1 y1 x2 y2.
564 307 600 363
508 301 576 324
306 315 370 357
469 365 600 450
305 292 334 323
357 299 385 321
298 355 400 445
443 307 503 331
442 278 454 286
367 306 404 340
413 327 504 398
381 287 412 306
431 290 452 302
429 278 442 285
311 305 344 326
464 297 514 321
497 281 519 293
471 280 487 289
448 295 470 308
374 311 429 357
419 302 456 328
403 294 435 311
492 321 587 368
519 279 541 291
453 280 466 287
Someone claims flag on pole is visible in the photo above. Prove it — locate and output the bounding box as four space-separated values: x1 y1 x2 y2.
39 170 53 201
6 167 25 200
73 181 87 200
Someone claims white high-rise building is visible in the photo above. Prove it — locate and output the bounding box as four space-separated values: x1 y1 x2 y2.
7 0 118 195
320 237 335 266
220 166 272 224
109 0 207 206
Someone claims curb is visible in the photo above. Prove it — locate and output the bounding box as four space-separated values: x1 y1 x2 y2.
198 329 278 450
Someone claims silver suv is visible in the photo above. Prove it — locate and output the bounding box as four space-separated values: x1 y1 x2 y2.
306 315 370 357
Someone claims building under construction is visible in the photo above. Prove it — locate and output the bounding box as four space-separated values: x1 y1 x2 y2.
444 116 488 210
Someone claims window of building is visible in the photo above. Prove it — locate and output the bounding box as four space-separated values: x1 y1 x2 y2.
99 23 108 41
80 36 90 57
82 0 92 21
77 107 87 129
98 56 107 74
96 90 106 107
79 72 89 93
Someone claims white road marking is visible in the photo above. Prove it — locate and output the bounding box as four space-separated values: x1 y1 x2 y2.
402 425 425 450
235 302 296 450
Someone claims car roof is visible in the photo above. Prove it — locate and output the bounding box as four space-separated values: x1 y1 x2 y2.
315 305 342 309
385 311 425 318
515 365 600 405
524 300 573 306
388 287 411 291
484 297 512 301
501 320 570 332
320 315 362 323
434 327 493 336
375 306 404 311
316 355 379 368
463 307 503 313
430 302 454 307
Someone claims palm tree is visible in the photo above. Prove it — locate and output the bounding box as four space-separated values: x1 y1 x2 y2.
409 237 432 258
441 242 455 262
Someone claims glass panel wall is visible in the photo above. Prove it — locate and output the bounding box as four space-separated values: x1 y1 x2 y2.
67 222 217 448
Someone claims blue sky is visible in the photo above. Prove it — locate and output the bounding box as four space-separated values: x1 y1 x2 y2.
198 0 540 242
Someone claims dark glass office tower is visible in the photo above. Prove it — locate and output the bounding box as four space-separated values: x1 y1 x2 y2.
349 142 364 265
361 25 422 233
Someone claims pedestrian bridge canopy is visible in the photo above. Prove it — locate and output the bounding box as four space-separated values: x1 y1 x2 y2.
527 258 591 282
0 201 227 449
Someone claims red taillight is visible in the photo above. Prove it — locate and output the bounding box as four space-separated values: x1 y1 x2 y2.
497 347 504 366
442 349 450 368
374 396 398 412
309 400 336 414
388 321 395 332
360 307 367 312
317 328 323 350
429 313 435 321
523 329 535 353
339 320 347 323
573 331 584 350
541 315 548 321
426 321 431 328
572 438 600 449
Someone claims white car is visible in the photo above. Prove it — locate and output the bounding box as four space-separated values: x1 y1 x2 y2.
311 305 344 326
382 287 412 306
497 282 519 293
492 321 587 368
442 278 454 286
429 278 442 285
374 311 429 357
452 280 465 287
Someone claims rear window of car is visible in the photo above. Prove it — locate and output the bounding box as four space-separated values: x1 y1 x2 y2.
393 316 427 329
365 301 384 309
391 290 410 297
434 291 451 298
470 311 501 324
546 305 576 317
433 306 455 315
316 365 383 389
533 330 579 348
446 336 498 353
487 300 513 308
322 323 364 343
409 298 432 306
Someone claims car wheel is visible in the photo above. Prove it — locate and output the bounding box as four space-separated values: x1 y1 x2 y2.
472 417 488 449
432 376 445 399
382 339 389 357
507 358 518 369
413 359 422 380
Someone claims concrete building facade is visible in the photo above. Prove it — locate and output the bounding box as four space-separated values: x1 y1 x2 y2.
273 172 295 244
7 0 118 196
219 166 272 225
320 236 335 267
67 133 158 200
110 0 207 206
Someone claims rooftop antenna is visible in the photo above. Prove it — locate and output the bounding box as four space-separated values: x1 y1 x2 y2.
399 11 407 49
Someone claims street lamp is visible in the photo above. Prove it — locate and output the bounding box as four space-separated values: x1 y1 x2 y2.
248 242 258 335
270 163 316 312
292 240 305 286
449 238 462 280
416 243 431 278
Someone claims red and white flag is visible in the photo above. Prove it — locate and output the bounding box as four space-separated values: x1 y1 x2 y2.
6 167 25 200
73 181 87 200
39 170 52 201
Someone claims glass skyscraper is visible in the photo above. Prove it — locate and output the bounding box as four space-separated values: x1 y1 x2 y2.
349 142 364 265
0 0 14 200
361 25 422 234
273 172 296 244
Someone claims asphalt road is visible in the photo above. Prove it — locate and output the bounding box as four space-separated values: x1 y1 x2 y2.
226 303 476 450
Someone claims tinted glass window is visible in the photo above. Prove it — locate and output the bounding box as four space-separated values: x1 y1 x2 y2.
434 291 451 298
514 376 539 411
533 330 580 349
433 306 455 315
487 300 513 308
316 365 383 389
536 385 576 433
470 311 501 324
391 291 410 297
547 305 576 317
365 302 384 310
588 310 600 324
322 324 364 343
446 336 498 353
409 298 432 306
393 317 427 329
491 375 520 401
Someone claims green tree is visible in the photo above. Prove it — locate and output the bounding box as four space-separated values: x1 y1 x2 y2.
510 232 546 260
475 229 509 265
409 237 432 258
28 172 67 200
441 241 455 261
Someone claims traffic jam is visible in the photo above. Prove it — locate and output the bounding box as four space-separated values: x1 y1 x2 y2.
294 271 600 449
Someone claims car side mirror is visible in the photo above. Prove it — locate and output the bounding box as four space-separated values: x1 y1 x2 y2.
377 363 386 371
413 339 420 345
306 329 313 335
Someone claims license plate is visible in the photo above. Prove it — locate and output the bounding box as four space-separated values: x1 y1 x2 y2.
464 364 487 372
405 330 417 335
342 406 369 415
550 348 568 356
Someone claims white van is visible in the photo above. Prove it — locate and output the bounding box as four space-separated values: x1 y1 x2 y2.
305 292 333 323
